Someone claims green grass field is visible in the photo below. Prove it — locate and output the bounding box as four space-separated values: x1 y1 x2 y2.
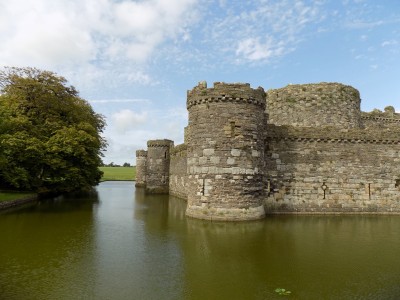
100 166 136 181
0 192 36 203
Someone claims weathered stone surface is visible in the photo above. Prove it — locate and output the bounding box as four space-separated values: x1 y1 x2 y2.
185 82 266 221
135 150 147 187
266 82 361 128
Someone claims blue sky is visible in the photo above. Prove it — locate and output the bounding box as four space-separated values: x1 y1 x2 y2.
1 0 399 164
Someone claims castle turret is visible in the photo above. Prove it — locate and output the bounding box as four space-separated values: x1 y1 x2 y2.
135 150 147 187
145 139 174 194
267 82 362 128
185 82 267 221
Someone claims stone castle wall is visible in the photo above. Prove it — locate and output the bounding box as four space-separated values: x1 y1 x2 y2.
169 144 188 199
136 81 400 220
361 106 400 129
267 83 361 128
265 125 400 213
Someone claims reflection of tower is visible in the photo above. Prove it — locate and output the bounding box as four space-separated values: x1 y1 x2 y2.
145 139 174 194
135 150 147 187
185 82 267 221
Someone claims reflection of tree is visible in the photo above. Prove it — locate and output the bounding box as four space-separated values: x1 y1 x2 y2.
0 193 97 299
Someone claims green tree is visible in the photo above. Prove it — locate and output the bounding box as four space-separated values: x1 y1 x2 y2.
0 67 107 194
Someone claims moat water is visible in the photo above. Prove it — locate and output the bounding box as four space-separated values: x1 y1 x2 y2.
1 181 400 300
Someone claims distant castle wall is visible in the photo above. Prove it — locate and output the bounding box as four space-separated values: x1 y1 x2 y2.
169 144 188 199
267 83 361 128
145 139 173 194
135 150 147 187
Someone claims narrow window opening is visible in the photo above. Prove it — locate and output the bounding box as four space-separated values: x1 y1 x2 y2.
164 151 167 159
321 182 328 199
201 179 205 196
368 183 371 200
230 121 235 137
267 180 271 194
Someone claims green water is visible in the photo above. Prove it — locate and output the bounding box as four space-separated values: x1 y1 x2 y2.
1 181 400 300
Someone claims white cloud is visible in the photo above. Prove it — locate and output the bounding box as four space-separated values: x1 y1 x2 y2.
112 109 148 133
0 0 198 90
382 40 398 47
236 37 286 62
204 0 323 63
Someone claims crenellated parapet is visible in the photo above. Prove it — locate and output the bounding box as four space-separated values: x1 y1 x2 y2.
136 150 148 157
361 106 400 129
147 140 174 148
266 124 400 144
267 82 361 128
187 82 266 110
145 139 174 194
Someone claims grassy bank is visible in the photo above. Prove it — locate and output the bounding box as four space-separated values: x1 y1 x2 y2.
100 166 136 181
0 192 36 203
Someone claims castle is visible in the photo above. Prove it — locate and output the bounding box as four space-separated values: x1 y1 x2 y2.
135 81 400 221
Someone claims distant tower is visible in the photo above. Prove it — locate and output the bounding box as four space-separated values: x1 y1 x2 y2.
185 82 267 221
135 150 147 187
145 139 174 194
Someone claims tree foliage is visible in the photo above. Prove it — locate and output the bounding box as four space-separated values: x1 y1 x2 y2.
0 67 107 194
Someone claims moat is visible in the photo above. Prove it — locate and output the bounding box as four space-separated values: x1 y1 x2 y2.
1 181 400 300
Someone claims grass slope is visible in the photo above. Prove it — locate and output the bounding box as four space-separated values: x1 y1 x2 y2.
0 192 36 203
100 166 136 181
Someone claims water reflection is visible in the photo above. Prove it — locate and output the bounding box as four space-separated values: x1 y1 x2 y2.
0 193 97 300
0 182 400 300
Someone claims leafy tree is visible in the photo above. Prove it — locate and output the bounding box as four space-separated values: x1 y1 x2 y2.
123 162 131 167
0 67 107 194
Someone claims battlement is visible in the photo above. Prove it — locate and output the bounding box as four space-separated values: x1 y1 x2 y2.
170 143 187 156
267 82 361 128
187 81 266 110
136 150 147 157
147 139 174 148
266 124 400 144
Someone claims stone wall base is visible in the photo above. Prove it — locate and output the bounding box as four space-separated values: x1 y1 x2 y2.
185 204 265 221
145 186 170 194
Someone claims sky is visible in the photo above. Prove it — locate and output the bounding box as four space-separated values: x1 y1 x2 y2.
1 0 399 165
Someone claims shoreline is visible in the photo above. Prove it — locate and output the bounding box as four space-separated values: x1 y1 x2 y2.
0 195 39 210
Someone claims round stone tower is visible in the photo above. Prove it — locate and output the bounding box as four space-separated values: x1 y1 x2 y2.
186 82 267 221
145 139 174 194
135 150 147 187
266 82 362 128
